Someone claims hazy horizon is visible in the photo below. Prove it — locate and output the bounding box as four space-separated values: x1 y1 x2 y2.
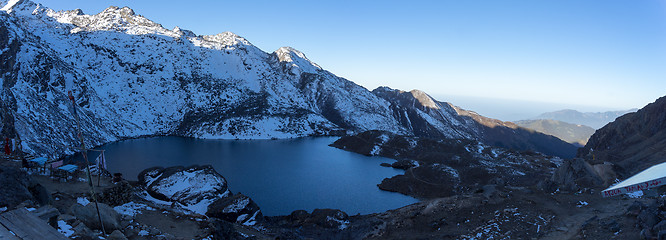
433 94 641 122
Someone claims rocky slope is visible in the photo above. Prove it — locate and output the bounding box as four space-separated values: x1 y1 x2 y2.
533 108 637 129
515 119 595 146
0 1 577 159
329 130 664 239
577 96 666 178
373 87 578 158
331 130 563 198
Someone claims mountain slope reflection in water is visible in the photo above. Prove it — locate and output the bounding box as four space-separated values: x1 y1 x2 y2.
82 136 417 216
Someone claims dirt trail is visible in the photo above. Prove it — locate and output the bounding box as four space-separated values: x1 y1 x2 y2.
539 191 642 239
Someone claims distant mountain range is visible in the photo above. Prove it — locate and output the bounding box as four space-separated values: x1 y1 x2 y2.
514 108 637 147
514 119 595 146
0 1 575 159
531 109 637 129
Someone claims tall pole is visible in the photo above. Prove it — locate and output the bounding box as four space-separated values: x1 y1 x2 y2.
69 91 106 235
97 152 102 187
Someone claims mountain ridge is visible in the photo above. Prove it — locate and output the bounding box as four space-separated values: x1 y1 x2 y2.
372 87 578 158
577 96 666 178
514 119 595 146
531 108 638 129
0 1 575 159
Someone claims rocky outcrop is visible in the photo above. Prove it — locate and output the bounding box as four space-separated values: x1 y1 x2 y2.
69 202 122 231
543 96 666 191
547 158 618 192
138 165 230 215
332 131 563 198
625 197 666 239
0 166 51 208
206 193 262 226
578 96 666 178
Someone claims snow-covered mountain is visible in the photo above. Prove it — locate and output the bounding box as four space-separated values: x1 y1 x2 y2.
0 1 575 158
0 1 408 156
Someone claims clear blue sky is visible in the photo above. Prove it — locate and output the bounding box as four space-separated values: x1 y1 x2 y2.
35 0 666 112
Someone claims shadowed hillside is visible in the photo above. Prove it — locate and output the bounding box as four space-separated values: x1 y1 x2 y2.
515 119 595 146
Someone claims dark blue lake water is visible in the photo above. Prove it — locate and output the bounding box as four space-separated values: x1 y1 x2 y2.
82 136 417 216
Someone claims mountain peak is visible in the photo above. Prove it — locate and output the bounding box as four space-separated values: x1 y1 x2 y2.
273 46 321 76
275 47 308 62
172 26 195 38
0 0 37 13
372 87 440 110
408 89 439 109
100 6 135 16
56 5 164 34
201 31 251 46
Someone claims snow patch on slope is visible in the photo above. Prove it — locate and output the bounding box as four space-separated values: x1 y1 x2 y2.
0 0 18 11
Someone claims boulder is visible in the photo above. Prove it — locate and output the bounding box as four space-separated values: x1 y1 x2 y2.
627 201 646 217
107 230 128 240
289 210 309 222
391 160 416 170
70 221 96 239
28 183 52 206
207 193 262 226
551 158 604 191
138 165 230 214
69 202 121 231
0 166 35 208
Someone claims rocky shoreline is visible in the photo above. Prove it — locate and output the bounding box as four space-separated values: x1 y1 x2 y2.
1 131 665 239
329 130 666 239
0 160 378 239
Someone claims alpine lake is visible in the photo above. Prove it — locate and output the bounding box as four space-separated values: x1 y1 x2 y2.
77 136 418 216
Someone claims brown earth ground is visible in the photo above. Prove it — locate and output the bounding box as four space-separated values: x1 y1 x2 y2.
353 186 647 240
